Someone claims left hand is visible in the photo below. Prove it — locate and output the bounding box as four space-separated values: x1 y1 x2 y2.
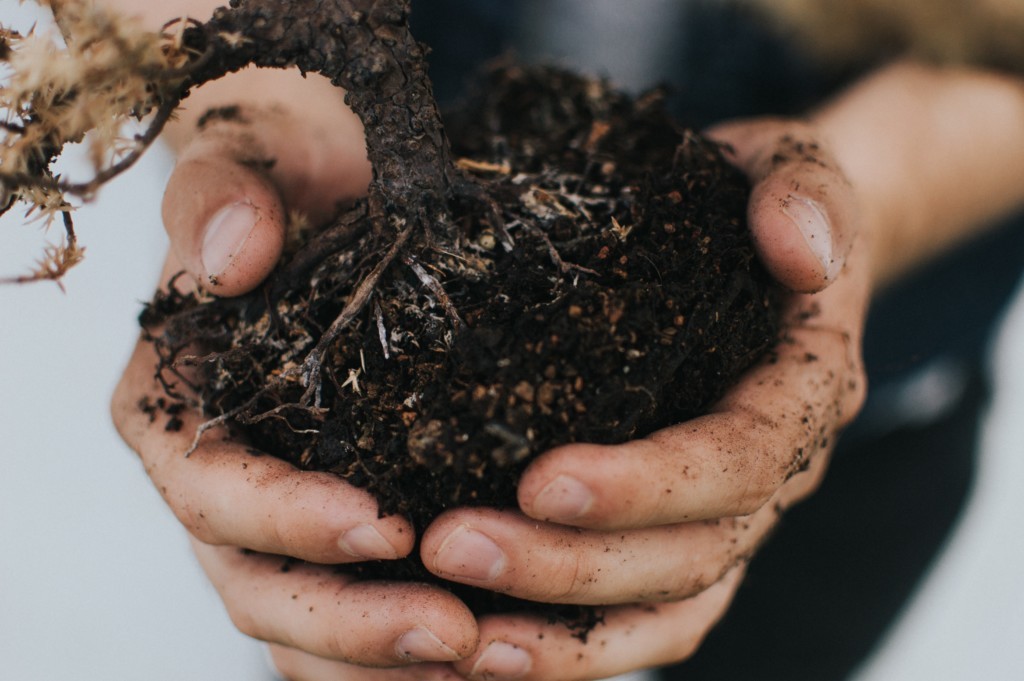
408 118 870 681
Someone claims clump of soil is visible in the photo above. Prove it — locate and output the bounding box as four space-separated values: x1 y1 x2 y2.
143 64 780 622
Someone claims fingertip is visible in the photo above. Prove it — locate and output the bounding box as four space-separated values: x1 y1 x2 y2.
458 639 534 681
199 196 285 296
517 443 602 524
162 156 286 297
398 586 481 663
705 118 858 293
337 518 415 561
748 174 852 293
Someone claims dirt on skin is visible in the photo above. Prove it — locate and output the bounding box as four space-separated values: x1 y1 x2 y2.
142 64 781 627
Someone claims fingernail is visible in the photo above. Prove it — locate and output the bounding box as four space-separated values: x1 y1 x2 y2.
432 524 506 582
338 523 399 560
532 474 594 522
782 195 838 280
395 626 460 662
469 641 532 681
202 201 257 280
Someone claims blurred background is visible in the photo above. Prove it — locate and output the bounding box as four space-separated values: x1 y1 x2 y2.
2 2 1023 680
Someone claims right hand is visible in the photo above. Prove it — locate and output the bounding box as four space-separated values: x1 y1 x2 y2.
111 69 480 675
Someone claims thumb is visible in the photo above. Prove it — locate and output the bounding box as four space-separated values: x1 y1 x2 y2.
162 98 371 297
707 119 858 293
162 134 286 297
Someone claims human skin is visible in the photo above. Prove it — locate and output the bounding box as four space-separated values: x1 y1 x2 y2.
102 1 1024 678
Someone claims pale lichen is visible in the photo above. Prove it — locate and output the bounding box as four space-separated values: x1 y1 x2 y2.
1 0 196 284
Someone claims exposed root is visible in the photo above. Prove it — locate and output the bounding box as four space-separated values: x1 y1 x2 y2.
454 178 515 251
184 401 249 457
403 255 464 329
520 220 599 276
300 224 414 406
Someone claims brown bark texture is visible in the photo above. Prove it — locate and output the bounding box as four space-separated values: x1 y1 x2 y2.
184 0 455 223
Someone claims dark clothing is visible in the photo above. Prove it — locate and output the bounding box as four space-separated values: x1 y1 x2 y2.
412 2 1024 678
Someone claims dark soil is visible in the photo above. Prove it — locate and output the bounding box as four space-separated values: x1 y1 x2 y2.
143 64 780 628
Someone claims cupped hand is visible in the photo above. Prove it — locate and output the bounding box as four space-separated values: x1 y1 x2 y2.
416 119 870 681
115 72 866 678
112 70 479 673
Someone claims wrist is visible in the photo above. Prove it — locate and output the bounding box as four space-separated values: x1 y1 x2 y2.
812 60 1024 291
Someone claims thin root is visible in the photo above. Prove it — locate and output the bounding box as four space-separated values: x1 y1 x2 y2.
403 255 464 329
300 224 414 406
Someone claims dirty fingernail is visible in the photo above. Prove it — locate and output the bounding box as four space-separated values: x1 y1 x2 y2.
782 195 837 280
339 523 399 560
532 474 594 522
396 626 460 662
432 524 506 582
469 641 532 681
202 201 257 280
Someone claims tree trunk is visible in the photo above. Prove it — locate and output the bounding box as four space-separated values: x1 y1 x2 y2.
186 0 455 221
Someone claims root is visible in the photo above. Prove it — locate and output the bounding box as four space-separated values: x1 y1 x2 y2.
454 178 515 251
403 255 464 329
274 204 370 295
300 223 414 406
519 220 599 277
184 400 250 457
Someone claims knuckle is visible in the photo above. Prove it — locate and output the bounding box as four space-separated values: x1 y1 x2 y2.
257 507 293 555
648 558 717 603
676 566 722 601
319 622 380 663
720 412 788 514
173 497 219 544
320 632 346 661
737 462 784 515
225 601 264 642
663 530 748 601
731 488 774 518
542 551 593 603
109 383 137 449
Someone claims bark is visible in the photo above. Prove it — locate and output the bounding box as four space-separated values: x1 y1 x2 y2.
184 0 455 223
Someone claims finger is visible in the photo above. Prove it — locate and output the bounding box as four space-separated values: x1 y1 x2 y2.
163 73 371 297
162 127 286 297
518 320 865 530
421 504 776 605
707 119 858 293
192 540 478 667
268 644 464 681
452 568 743 681
111 335 412 564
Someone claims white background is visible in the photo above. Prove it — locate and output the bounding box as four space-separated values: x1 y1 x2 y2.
2 3 1023 680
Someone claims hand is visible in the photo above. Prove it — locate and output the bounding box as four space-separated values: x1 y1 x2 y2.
441 61 1024 680
117 110 862 680
111 68 480 675
413 119 869 681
